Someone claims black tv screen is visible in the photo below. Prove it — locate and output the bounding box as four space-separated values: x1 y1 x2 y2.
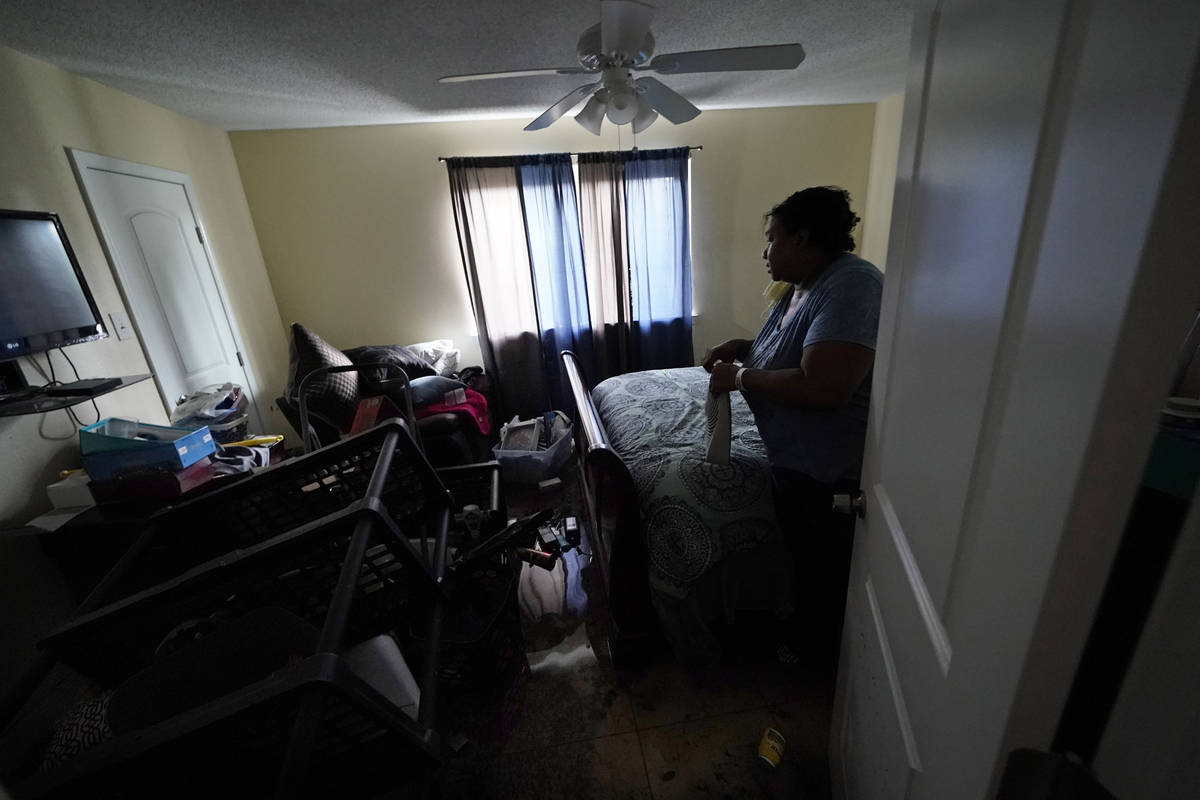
0 210 107 359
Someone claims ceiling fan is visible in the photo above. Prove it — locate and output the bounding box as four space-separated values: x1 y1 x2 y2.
439 0 805 134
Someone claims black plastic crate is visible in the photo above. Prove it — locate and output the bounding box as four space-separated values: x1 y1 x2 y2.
41 421 452 686
436 460 506 538
28 421 452 798
404 559 525 745
15 653 438 800
97 421 453 603
42 504 428 686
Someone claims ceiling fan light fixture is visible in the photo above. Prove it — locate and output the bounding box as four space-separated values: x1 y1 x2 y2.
605 87 638 125
441 2 807 135
576 94 607 135
632 94 658 133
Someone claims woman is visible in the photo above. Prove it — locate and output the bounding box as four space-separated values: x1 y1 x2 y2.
704 186 883 663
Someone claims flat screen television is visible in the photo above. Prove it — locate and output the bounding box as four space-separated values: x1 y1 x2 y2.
0 209 107 359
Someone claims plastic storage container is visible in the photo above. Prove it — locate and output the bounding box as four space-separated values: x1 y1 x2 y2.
492 411 573 484
80 419 216 480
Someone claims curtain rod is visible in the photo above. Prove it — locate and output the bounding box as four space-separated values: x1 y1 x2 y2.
437 145 702 163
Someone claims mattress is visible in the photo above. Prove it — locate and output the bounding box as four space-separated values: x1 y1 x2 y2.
592 366 782 599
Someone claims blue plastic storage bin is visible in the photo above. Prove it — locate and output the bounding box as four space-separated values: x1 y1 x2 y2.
80 418 216 480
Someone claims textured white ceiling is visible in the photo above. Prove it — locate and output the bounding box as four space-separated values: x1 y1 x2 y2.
0 0 913 131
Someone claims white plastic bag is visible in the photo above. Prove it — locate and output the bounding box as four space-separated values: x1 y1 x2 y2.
170 382 243 422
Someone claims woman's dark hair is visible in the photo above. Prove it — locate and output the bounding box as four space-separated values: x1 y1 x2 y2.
767 186 861 253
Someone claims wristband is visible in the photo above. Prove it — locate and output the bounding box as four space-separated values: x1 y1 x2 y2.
735 367 748 392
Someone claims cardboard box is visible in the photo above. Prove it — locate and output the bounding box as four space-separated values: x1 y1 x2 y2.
46 470 95 509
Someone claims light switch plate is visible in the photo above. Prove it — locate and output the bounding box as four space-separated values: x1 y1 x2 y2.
108 311 134 341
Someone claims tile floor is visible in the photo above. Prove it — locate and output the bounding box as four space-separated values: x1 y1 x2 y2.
439 473 837 799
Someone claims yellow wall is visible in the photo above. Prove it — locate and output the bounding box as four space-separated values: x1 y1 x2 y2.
0 46 288 526
230 103 878 362
861 93 905 270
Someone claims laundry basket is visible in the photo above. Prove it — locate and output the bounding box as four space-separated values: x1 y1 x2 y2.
492 411 573 484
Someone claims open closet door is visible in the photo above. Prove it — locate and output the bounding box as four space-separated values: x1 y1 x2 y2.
830 0 1200 797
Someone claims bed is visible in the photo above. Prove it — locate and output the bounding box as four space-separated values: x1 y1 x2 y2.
560 350 793 667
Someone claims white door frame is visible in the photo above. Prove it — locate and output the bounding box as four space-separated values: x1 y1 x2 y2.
830 0 1200 796
67 149 267 433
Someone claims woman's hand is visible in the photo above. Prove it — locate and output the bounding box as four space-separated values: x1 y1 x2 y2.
708 361 739 395
702 339 750 372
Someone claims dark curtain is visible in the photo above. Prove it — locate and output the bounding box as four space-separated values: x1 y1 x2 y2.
624 147 694 370
577 152 632 384
516 154 595 413
446 147 693 418
577 147 694 384
445 156 546 420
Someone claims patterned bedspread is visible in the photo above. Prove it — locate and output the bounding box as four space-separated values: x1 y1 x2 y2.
592 367 780 597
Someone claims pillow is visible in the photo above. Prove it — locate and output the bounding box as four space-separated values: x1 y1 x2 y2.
343 344 437 404
286 323 360 432
406 339 460 377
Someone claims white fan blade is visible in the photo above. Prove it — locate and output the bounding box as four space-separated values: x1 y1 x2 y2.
641 43 805 74
440 67 590 83
601 0 656 59
525 83 601 131
576 93 608 135
636 77 699 124
632 94 658 133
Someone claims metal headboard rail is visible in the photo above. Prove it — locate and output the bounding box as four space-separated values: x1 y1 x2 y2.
559 350 611 456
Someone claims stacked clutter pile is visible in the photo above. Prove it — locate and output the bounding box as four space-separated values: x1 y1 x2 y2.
75 384 253 503
80 417 218 502
172 383 284 477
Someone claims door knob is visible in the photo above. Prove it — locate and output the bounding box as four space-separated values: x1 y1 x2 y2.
832 491 866 519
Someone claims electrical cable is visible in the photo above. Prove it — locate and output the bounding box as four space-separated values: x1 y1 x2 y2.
55 348 83 428
16 354 69 439
36 415 75 440
24 354 73 440
23 354 46 384
57 347 100 425
57 347 80 380
25 350 101 438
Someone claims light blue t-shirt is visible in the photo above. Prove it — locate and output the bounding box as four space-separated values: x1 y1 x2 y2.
743 253 883 483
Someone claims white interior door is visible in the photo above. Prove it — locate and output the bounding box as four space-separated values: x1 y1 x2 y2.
831 0 1200 798
69 151 264 431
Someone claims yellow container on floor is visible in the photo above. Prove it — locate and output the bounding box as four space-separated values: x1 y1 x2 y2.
758 727 786 767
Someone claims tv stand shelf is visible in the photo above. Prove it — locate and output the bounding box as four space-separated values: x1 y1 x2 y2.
0 374 153 417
